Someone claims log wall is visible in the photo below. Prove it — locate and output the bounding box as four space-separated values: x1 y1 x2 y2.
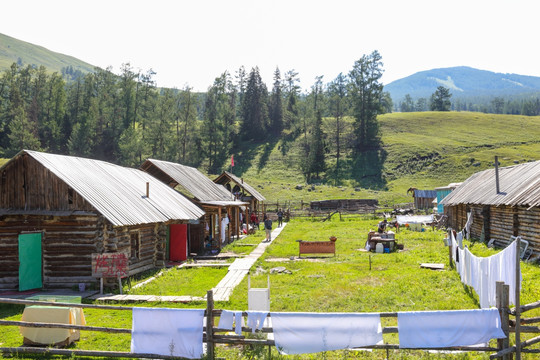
0 154 94 211
0 213 172 289
445 204 540 255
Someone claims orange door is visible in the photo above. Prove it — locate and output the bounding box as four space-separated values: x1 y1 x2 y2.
169 224 187 261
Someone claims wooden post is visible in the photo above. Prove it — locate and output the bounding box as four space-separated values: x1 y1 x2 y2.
497 281 510 360
449 240 453 269
217 208 222 247
206 290 215 360
369 255 372 271
515 238 521 360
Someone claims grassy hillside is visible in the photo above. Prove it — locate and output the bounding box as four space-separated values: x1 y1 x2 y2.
0 32 94 75
229 111 540 206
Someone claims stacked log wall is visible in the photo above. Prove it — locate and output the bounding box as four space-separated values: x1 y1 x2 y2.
445 204 540 255
0 213 100 290
0 154 94 212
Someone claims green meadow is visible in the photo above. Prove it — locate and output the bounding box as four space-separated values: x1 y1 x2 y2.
2 216 539 359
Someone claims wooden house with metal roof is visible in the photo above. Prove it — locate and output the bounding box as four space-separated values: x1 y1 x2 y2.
0 150 204 290
140 159 247 251
440 159 540 255
214 170 266 216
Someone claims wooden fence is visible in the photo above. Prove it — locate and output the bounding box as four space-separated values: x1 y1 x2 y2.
1 285 538 359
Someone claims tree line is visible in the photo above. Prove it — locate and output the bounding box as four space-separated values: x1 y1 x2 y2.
398 87 540 115
0 51 392 183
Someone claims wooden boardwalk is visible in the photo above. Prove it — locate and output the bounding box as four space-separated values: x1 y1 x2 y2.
212 223 287 301
89 223 286 303
88 293 204 302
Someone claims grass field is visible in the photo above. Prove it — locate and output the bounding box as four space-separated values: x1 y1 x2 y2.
227 112 540 206
1 216 538 359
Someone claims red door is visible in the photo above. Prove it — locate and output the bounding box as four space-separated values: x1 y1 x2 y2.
169 224 188 261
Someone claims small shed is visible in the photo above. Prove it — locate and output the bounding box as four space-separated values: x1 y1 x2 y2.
0 150 205 290
434 183 462 213
140 160 247 251
440 160 540 255
409 189 437 210
214 171 266 216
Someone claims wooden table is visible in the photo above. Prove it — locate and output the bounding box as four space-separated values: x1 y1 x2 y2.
367 237 396 252
297 240 336 257
20 306 86 346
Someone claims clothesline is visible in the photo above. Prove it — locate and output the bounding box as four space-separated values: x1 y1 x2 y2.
131 307 506 357
450 224 521 308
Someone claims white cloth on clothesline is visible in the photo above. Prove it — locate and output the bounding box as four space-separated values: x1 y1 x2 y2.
271 312 383 355
131 307 205 359
218 310 234 330
397 308 506 348
247 311 268 333
396 215 434 225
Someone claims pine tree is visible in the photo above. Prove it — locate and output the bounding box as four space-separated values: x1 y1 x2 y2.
241 67 268 140
327 73 348 183
268 67 283 134
348 50 384 151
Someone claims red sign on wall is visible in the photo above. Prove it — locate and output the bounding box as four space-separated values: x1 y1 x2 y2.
92 253 129 278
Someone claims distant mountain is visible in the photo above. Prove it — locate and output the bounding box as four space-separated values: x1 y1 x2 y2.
385 66 540 103
0 32 95 78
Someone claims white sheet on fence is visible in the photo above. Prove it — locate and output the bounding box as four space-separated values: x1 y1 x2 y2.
271 312 383 355
451 235 520 308
397 308 506 348
247 311 268 333
396 214 434 225
217 310 245 335
131 307 204 359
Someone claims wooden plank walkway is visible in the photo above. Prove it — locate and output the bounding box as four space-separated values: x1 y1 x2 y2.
88 293 204 303
89 224 287 303
212 223 287 302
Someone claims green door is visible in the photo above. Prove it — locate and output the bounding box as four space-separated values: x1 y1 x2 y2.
18 233 42 291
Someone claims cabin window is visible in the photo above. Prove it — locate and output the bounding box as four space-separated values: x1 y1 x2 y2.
130 232 141 259
68 187 74 205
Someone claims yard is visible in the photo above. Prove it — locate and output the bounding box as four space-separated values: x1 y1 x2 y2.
1 215 539 359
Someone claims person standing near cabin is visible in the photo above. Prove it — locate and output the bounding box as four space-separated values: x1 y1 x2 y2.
277 208 284 227
377 219 388 234
251 212 259 230
263 215 273 242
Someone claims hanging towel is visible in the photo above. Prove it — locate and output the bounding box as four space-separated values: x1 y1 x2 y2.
247 311 268 333
218 310 234 330
234 311 244 335
271 312 382 355
397 308 505 348
131 307 204 359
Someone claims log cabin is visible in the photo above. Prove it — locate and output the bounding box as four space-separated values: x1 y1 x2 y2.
140 159 248 252
0 150 204 290
440 159 540 257
214 171 266 219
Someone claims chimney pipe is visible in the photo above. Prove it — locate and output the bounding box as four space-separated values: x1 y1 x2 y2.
146 182 150 198
494 156 500 194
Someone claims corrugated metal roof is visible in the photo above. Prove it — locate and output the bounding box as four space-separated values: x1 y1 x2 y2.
21 150 205 226
214 171 266 201
414 190 437 198
440 160 540 208
141 159 234 202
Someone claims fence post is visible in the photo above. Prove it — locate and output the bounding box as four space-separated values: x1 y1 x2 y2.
206 290 215 360
496 281 510 360
515 238 521 360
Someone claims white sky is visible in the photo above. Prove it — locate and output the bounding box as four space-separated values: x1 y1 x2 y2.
1 0 538 92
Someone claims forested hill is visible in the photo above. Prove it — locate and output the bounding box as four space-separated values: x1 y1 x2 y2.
386 66 540 103
0 32 94 80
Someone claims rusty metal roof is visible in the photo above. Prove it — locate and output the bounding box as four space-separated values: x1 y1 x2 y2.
440 160 540 208
20 150 205 226
140 159 235 203
214 171 266 201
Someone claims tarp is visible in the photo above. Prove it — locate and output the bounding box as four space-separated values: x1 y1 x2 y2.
396 215 434 225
